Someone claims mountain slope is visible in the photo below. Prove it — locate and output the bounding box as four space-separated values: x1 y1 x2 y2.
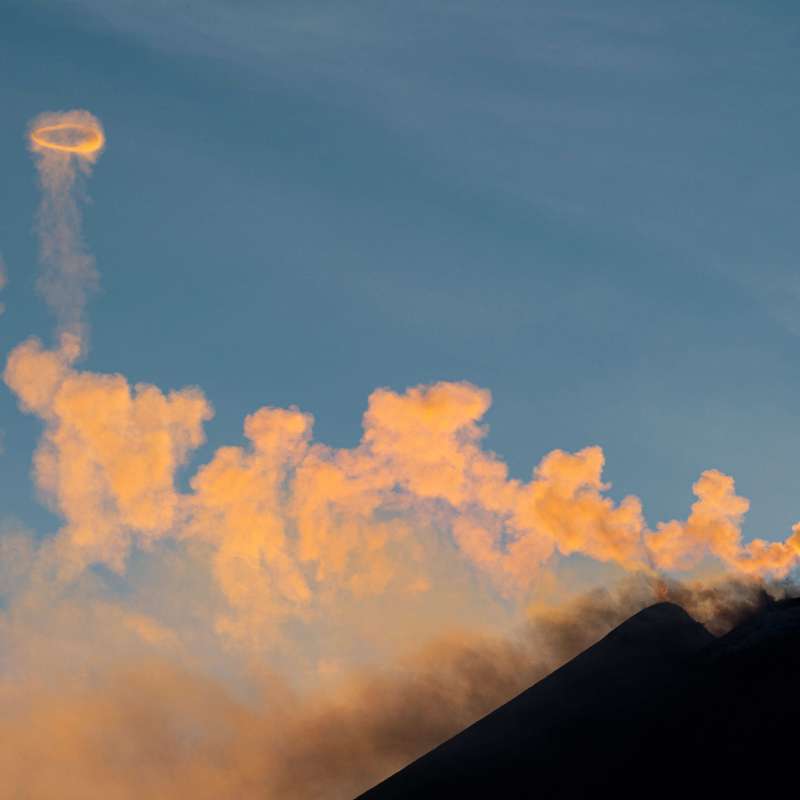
357 598 800 798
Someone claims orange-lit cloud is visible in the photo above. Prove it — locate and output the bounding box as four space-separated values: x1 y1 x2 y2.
12 110 797 642
27 109 105 349
4 337 211 573
6 337 800 640
646 470 800 576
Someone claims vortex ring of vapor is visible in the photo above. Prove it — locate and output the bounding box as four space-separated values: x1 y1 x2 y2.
30 123 105 155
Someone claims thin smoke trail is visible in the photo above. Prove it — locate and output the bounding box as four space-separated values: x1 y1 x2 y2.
27 109 105 354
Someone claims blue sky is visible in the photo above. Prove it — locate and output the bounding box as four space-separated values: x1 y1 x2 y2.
2 0 800 543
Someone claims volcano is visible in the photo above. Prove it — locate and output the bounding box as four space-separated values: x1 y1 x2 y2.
357 597 800 798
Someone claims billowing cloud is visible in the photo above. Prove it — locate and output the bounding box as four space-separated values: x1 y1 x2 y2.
4 337 211 573
6 338 800 642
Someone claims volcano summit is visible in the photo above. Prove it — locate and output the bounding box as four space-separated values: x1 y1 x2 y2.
358 597 800 799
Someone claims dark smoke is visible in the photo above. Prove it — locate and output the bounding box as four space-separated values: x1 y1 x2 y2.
264 573 793 798
0 573 791 799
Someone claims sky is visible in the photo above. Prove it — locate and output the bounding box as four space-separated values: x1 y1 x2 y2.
0 2 799 797
2 0 799 538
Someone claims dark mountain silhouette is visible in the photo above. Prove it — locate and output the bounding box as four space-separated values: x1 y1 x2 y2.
357 597 800 799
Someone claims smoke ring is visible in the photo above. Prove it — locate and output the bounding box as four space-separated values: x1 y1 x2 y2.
30 122 105 155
